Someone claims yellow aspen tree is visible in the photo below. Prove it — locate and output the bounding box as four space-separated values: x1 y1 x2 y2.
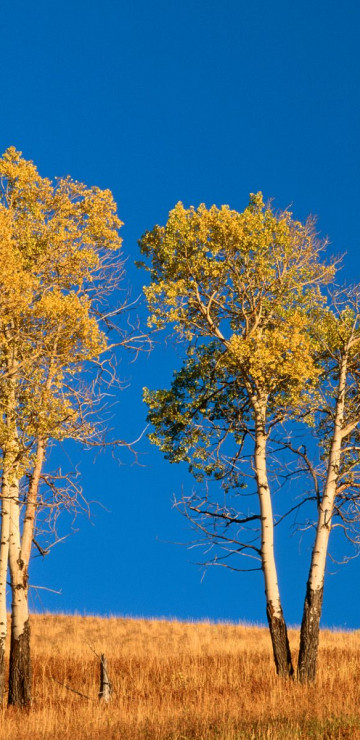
139 195 334 678
0 147 127 707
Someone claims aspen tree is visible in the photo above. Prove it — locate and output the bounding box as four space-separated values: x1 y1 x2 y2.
0 147 127 706
139 195 334 677
298 290 360 682
0 201 36 701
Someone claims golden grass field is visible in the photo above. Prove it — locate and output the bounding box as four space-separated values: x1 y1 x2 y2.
0 614 360 739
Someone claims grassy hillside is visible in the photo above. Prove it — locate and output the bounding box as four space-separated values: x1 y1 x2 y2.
0 614 360 738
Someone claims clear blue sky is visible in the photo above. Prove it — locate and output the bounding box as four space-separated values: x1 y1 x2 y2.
1 0 359 626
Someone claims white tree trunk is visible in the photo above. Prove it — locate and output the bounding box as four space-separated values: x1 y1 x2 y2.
21 439 44 566
0 469 10 701
8 479 31 706
298 353 348 682
254 401 293 677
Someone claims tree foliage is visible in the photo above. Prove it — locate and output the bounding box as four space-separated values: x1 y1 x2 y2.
140 194 334 482
0 146 125 460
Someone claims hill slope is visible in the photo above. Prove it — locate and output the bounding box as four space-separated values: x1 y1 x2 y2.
0 614 359 739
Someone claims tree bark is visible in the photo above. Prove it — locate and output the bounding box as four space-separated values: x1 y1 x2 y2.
7 440 44 707
8 613 31 708
0 470 11 703
0 368 20 703
21 439 44 566
297 353 347 683
297 583 324 683
8 481 32 707
254 401 294 678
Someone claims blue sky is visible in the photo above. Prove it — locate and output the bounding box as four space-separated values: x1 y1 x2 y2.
1 0 359 626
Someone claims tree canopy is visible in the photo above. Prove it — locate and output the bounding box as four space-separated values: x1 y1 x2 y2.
140 194 334 478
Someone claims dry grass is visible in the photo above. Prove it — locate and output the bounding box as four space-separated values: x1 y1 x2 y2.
0 614 359 738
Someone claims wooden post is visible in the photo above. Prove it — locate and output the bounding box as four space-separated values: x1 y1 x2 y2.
99 654 111 702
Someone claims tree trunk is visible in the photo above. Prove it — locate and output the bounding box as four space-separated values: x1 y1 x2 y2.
8 482 31 707
297 583 324 682
20 439 44 568
0 378 20 704
297 353 347 683
7 439 44 707
0 471 10 703
266 602 294 678
8 609 31 708
297 504 332 683
254 401 294 678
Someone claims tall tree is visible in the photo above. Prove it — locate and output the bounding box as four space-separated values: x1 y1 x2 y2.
140 194 333 677
0 147 133 706
297 289 360 681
